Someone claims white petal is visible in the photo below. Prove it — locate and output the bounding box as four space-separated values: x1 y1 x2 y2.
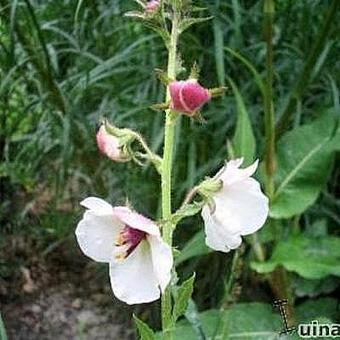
76 211 123 262
80 197 113 215
109 240 160 304
202 206 242 252
213 177 269 236
219 159 259 186
113 206 160 236
201 174 268 253
148 235 173 292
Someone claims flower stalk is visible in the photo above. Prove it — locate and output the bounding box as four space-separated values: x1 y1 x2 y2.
161 5 180 339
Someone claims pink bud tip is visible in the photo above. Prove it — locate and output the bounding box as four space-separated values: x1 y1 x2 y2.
96 125 127 162
169 79 211 116
145 0 160 14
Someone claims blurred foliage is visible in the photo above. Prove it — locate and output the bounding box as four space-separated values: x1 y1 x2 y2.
1 0 340 334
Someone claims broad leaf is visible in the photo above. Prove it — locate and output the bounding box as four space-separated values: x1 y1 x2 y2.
184 299 207 340
167 303 283 340
294 276 339 298
251 235 340 279
173 274 196 322
296 297 339 322
271 112 337 218
0 313 7 340
229 77 256 166
157 300 339 340
331 117 340 150
175 230 211 265
134 315 155 340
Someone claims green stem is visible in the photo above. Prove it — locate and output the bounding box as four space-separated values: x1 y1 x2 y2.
249 0 275 266
161 7 180 340
275 0 339 139
263 0 275 200
213 248 243 340
263 1 294 322
251 233 266 262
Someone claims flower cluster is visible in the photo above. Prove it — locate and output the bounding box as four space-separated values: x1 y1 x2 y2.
76 157 268 304
75 2 269 306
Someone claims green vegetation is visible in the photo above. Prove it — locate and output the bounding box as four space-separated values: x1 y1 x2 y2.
1 0 339 338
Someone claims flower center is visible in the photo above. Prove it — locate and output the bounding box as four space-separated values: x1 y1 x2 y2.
114 225 146 261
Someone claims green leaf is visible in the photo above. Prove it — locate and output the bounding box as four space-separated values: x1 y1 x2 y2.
179 17 213 34
229 77 256 166
171 202 204 225
184 299 207 340
170 303 282 340
224 47 265 97
0 313 7 340
330 117 340 150
74 0 85 23
251 235 340 279
296 297 339 322
134 315 155 340
294 276 339 298
173 274 196 322
158 300 339 340
175 230 211 265
213 18 225 87
270 112 337 218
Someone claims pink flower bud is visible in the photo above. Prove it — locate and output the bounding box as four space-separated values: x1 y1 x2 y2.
96 125 129 162
169 79 211 116
145 0 160 14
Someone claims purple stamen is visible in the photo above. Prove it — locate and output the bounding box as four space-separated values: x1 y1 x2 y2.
116 225 146 258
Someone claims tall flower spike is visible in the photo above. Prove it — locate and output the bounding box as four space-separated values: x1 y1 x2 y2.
169 79 211 116
201 159 269 252
75 197 173 304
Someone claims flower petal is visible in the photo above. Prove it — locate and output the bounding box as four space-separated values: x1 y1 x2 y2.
76 211 123 262
202 206 242 252
170 81 185 112
109 240 160 304
80 197 113 215
219 159 259 186
180 80 211 113
214 177 269 236
148 235 173 292
113 206 160 236
201 175 268 253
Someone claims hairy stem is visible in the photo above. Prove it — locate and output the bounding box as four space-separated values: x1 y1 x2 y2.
161 7 180 340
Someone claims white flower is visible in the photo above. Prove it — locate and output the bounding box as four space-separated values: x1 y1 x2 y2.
201 159 269 253
75 197 173 305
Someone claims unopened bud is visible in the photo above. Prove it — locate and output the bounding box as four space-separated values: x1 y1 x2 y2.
169 79 211 116
96 124 131 162
145 0 160 14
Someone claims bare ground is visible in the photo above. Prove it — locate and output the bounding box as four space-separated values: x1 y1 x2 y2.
0 236 138 340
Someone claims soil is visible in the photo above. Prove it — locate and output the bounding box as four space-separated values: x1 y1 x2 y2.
0 235 137 340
